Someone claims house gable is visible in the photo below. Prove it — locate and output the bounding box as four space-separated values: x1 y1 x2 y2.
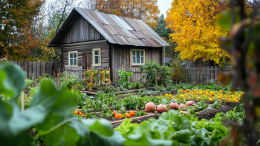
61 15 105 45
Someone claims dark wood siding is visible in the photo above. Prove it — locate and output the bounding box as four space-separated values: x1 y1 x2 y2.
61 15 105 44
111 44 162 70
62 40 109 69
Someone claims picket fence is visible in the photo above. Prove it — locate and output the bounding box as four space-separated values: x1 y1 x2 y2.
0 61 60 79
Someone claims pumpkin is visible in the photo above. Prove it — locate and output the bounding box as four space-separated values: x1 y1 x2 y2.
186 101 194 106
113 111 116 116
125 113 131 118
157 104 168 113
179 104 186 109
169 102 178 110
145 102 156 112
129 111 135 116
115 114 122 119
74 111 78 114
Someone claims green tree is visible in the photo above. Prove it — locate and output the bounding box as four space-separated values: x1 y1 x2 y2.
155 14 172 41
154 14 176 58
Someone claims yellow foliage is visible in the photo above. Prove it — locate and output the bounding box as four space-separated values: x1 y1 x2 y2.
166 0 232 64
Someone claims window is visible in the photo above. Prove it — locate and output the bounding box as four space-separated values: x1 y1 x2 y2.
131 49 145 65
68 51 78 66
92 48 101 66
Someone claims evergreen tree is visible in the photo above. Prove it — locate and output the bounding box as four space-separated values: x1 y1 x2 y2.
155 14 172 41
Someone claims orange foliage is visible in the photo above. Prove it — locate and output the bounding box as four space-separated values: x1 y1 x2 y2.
0 0 44 60
96 0 159 28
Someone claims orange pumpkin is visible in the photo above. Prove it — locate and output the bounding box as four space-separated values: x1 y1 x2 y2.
125 113 131 118
115 114 122 119
74 111 78 114
129 111 135 116
113 111 116 116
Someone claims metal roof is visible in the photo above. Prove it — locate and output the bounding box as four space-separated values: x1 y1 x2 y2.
48 7 170 47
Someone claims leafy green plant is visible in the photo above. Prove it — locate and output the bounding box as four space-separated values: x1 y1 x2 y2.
208 100 222 109
140 61 172 86
115 118 139 137
170 56 188 83
194 100 208 111
60 73 85 90
125 110 228 145
135 110 146 116
117 68 133 89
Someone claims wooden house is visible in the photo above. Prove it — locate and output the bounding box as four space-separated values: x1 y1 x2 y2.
48 8 170 82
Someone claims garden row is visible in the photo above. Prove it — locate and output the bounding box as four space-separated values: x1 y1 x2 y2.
0 63 246 146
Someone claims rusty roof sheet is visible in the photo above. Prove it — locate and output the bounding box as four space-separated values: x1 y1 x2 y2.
48 7 170 47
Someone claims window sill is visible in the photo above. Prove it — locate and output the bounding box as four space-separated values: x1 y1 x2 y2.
131 64 144 67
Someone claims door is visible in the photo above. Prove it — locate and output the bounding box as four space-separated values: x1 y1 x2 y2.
82 53 90 69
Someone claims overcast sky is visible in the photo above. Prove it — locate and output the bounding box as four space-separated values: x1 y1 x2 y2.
44 0 173 17
157 0 172 17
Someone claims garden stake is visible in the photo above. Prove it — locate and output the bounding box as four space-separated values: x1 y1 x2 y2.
155 69 157 88
21 91 24 112
109 67 111 85
31 74 34 87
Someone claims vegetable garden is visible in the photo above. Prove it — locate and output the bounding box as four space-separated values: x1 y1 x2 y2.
0 62 246 146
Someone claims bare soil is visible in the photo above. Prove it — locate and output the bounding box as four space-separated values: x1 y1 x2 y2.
198 102 240 120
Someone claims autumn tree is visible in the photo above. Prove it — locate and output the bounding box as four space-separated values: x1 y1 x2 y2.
0 0 44 60
166 0 232 65
96 0 160 29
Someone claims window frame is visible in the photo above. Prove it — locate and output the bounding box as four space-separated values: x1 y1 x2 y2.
92 48 101 67
131 49 145 66
68 51 78 66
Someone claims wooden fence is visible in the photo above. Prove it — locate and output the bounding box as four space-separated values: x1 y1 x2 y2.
0 61 60 79
187 66 232 84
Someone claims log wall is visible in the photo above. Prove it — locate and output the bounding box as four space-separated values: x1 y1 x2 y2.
62 40 109 69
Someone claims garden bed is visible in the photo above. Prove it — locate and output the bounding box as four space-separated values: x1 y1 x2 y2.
82 88 146 95
198 102 240 120
111 113 160 128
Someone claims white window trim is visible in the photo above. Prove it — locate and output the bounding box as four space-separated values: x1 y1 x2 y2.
131 49 145 66
92 48 101 66
68 51 78 66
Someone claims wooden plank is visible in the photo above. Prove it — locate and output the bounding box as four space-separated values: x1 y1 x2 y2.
28 61 33 79
46 61 50 75
37 61 40 78
50 61 53 76
210 66 214 81
41 62 45 76
33 61 37 79
215 66 218 83
24 61 28 79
